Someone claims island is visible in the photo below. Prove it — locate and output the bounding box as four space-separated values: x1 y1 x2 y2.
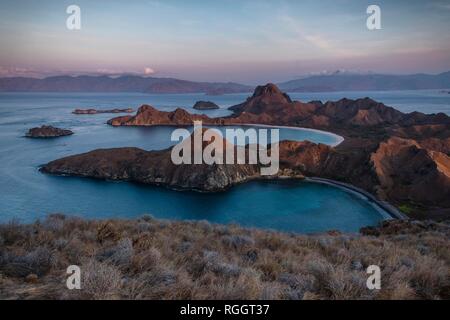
25 125 73 138
43 84 450 219
72 108 134 115
193 101 220 110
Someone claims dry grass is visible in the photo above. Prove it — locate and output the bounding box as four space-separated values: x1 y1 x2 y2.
0 215 449 300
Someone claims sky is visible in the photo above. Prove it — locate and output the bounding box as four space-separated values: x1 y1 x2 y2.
0 0 449 84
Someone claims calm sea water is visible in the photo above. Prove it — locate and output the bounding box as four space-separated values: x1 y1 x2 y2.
1 90 447 233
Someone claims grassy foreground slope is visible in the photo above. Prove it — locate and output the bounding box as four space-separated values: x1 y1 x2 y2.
0 214 449 300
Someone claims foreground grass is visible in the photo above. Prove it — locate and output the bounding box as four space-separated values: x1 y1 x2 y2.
0 215 449 300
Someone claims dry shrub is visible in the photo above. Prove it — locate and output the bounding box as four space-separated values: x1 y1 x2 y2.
0 217 449 300
260 283 283 300
0 246 55 278
132 232 154 251
64 237 89 265
130 268 178 299
201 250 240 278
79 259 122 300
131 247 161 273
408 256 449 299
388 282 417 300
222 235 255 249
97 238 134 269
96 221 121 243
209 270 262 300
0 219 28 245
41 214 66 232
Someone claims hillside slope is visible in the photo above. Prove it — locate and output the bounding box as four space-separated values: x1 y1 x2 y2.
0 215 448 300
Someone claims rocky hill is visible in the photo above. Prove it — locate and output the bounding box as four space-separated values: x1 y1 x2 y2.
193 101 220 110
25 125 73 138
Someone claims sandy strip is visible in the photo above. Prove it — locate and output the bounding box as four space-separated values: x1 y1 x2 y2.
306 177 408 220
237 123 345 147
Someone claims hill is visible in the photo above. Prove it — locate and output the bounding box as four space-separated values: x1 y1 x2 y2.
0 75 252 94
278 72 450 92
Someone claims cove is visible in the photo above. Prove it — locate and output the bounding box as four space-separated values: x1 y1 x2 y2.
0 93 386 232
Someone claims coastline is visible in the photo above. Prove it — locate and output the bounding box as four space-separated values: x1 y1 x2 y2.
110 121 345 147
238 123 345 147
306 177 408 220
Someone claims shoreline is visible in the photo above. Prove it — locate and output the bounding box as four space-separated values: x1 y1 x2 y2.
238 123 345 147
306 177 408 220
110 122 345 147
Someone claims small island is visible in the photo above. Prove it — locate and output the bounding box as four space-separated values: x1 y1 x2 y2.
193 101 220 110
25 125 73 138
72 108 134 115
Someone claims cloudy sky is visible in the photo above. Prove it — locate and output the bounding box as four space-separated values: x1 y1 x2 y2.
0 0 449 83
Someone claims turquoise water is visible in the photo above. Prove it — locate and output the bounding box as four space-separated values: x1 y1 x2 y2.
2 90 444 232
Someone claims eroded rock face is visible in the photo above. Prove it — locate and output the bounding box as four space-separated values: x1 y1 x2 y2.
193 101 219 110
371 137 450 207
25 126 73 138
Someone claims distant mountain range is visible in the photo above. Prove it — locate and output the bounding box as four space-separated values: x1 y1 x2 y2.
0 75 252 94
278 71 450 92
0 72 449 93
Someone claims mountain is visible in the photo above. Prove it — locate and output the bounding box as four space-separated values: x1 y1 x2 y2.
0 75 252 94
278 71 450 92
2 72 450 93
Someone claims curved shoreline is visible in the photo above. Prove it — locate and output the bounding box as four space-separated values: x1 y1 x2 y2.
111 122 345 147
238 123 345 147
305 177 408 220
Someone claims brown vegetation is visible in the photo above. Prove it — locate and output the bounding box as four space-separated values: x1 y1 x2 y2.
1 215 449 300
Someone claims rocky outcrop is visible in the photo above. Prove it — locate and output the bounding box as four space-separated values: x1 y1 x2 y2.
25 126 73 138
107 105 220 126
370 137 450 207
72 108 133 115
193 101 219 110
